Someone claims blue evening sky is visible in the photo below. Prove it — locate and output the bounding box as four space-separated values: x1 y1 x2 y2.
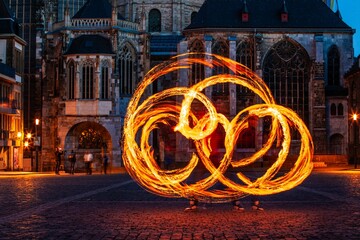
338 0 360 56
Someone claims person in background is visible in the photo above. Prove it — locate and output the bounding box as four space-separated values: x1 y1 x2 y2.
103 154 109 174
68 150 76 175
84 151 90 175
55 147 63 175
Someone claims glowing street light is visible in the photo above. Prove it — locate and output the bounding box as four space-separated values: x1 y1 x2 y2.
353 113 358 169
35 118 40 172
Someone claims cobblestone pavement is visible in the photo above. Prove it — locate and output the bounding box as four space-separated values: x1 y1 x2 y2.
0 168 359 239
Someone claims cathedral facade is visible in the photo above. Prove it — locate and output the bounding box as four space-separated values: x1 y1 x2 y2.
41 0 354 171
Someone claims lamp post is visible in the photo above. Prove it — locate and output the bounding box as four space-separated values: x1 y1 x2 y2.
35 118 40 172
353 114 358 169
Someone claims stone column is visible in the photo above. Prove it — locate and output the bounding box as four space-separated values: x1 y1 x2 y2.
75 62 80 99
95 58 100 99
228 36 237 117
204 35 212 98
311 34 327 154
176 40 189 162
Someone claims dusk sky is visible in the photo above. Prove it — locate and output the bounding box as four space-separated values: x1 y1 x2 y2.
338 0 360 56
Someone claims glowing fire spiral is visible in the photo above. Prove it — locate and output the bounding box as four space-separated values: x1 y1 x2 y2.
122 53 314 203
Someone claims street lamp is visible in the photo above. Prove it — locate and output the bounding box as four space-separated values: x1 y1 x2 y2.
35 118 40 172
353 113 358 169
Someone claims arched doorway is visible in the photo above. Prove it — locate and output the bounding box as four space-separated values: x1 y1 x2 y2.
64 121 112 172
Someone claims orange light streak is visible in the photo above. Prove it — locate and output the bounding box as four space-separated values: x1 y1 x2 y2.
122 53 314 203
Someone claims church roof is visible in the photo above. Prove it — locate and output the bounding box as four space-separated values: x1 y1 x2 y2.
73 0 124 20
0 0 19 35
345 55 360 78
185 0 352 31
64 35 115 55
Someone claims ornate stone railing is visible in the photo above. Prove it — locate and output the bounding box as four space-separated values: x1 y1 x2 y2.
117 19 139 32
71 18 112 28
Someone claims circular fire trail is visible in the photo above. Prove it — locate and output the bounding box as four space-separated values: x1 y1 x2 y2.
122 53 314 203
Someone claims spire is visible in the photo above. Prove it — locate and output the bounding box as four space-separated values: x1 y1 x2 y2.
241 0 249 22
281 0 288 22
282 0 288 13
335 0 342 19
112 0 117 25
64 0 70 27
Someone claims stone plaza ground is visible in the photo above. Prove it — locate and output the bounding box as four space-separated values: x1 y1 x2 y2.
0 167 359 240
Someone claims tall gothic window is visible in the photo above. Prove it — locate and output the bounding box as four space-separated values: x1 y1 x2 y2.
119 43 136 96
189 39 205 86
236 39 255 98
338 103 343 116
263 39 310 126
100 61 110 99
149 9 161 32
191 12 197 23
81 62 94 99
352 81 358 109
327 45 340 86
330 103 337 116
68 61 75 99
212 40 229 95
236 40 254 71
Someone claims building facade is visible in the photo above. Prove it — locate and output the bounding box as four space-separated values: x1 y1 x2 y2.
41 0 150 170
0 0 25 170
345 56 360 165
176 0 354 165
41 0 356 170
7 0 42 133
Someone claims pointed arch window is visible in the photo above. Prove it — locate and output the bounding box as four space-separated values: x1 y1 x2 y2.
149 9 161 32
189 39 205 86
100 61 110 99
263 40 310 138
236 39 255 97
327 45 340 86
337 103 343 116
191 12 197 23
236 40 254 71
68 61 75 99
330 103 336 116
212 40 229 95
81 62 94 99
119 43 136 96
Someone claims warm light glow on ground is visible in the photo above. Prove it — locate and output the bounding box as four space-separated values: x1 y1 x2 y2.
122 53 314 203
